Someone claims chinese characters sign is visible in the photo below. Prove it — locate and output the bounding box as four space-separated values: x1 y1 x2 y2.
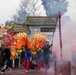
41 27 55 32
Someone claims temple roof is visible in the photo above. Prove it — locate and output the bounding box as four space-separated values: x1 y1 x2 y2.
7 23 30 34
24 16 58 26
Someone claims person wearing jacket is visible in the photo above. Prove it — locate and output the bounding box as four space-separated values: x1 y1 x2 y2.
42 41 53 69
20 48 25 67
36 48 45 71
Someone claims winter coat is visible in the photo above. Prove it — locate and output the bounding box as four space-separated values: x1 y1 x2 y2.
42 44 52 57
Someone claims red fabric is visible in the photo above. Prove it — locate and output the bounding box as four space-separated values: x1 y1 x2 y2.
23 60 30 71
36 61 42 70
41 62 46 67
36 61 46 70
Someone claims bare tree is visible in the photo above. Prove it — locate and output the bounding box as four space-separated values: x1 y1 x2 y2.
12 0 46 23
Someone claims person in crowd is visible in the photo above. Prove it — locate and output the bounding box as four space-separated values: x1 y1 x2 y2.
23 47 31 72
14 52 19 68
1 47 12 73
1 49 5 67
36 47 45 71
0 50 2 67
42 41 53 70
14 49 22 68
20 47 25 67
31 50 38 65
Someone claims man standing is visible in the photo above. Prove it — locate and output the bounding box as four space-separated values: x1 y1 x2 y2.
23 47 31 72
42 41 53 69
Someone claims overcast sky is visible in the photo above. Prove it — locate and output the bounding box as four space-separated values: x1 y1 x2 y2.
0 0 76 24
64 0 76 23
0 0 20 24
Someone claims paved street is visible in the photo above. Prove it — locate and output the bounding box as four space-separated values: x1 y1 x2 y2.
0 67 76 75
0 68 50 75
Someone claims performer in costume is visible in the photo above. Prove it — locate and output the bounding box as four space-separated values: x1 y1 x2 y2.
23 47 31 72
36 48 45 71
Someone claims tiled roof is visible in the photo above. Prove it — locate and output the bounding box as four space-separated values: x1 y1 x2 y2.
24 16 58 26
8 23 30 34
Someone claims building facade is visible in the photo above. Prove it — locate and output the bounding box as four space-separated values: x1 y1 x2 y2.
8 16 58 41
7 23 30 34
24 16 58 41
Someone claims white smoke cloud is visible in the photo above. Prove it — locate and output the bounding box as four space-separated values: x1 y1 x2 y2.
46 17 76 74
52 16 76 62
